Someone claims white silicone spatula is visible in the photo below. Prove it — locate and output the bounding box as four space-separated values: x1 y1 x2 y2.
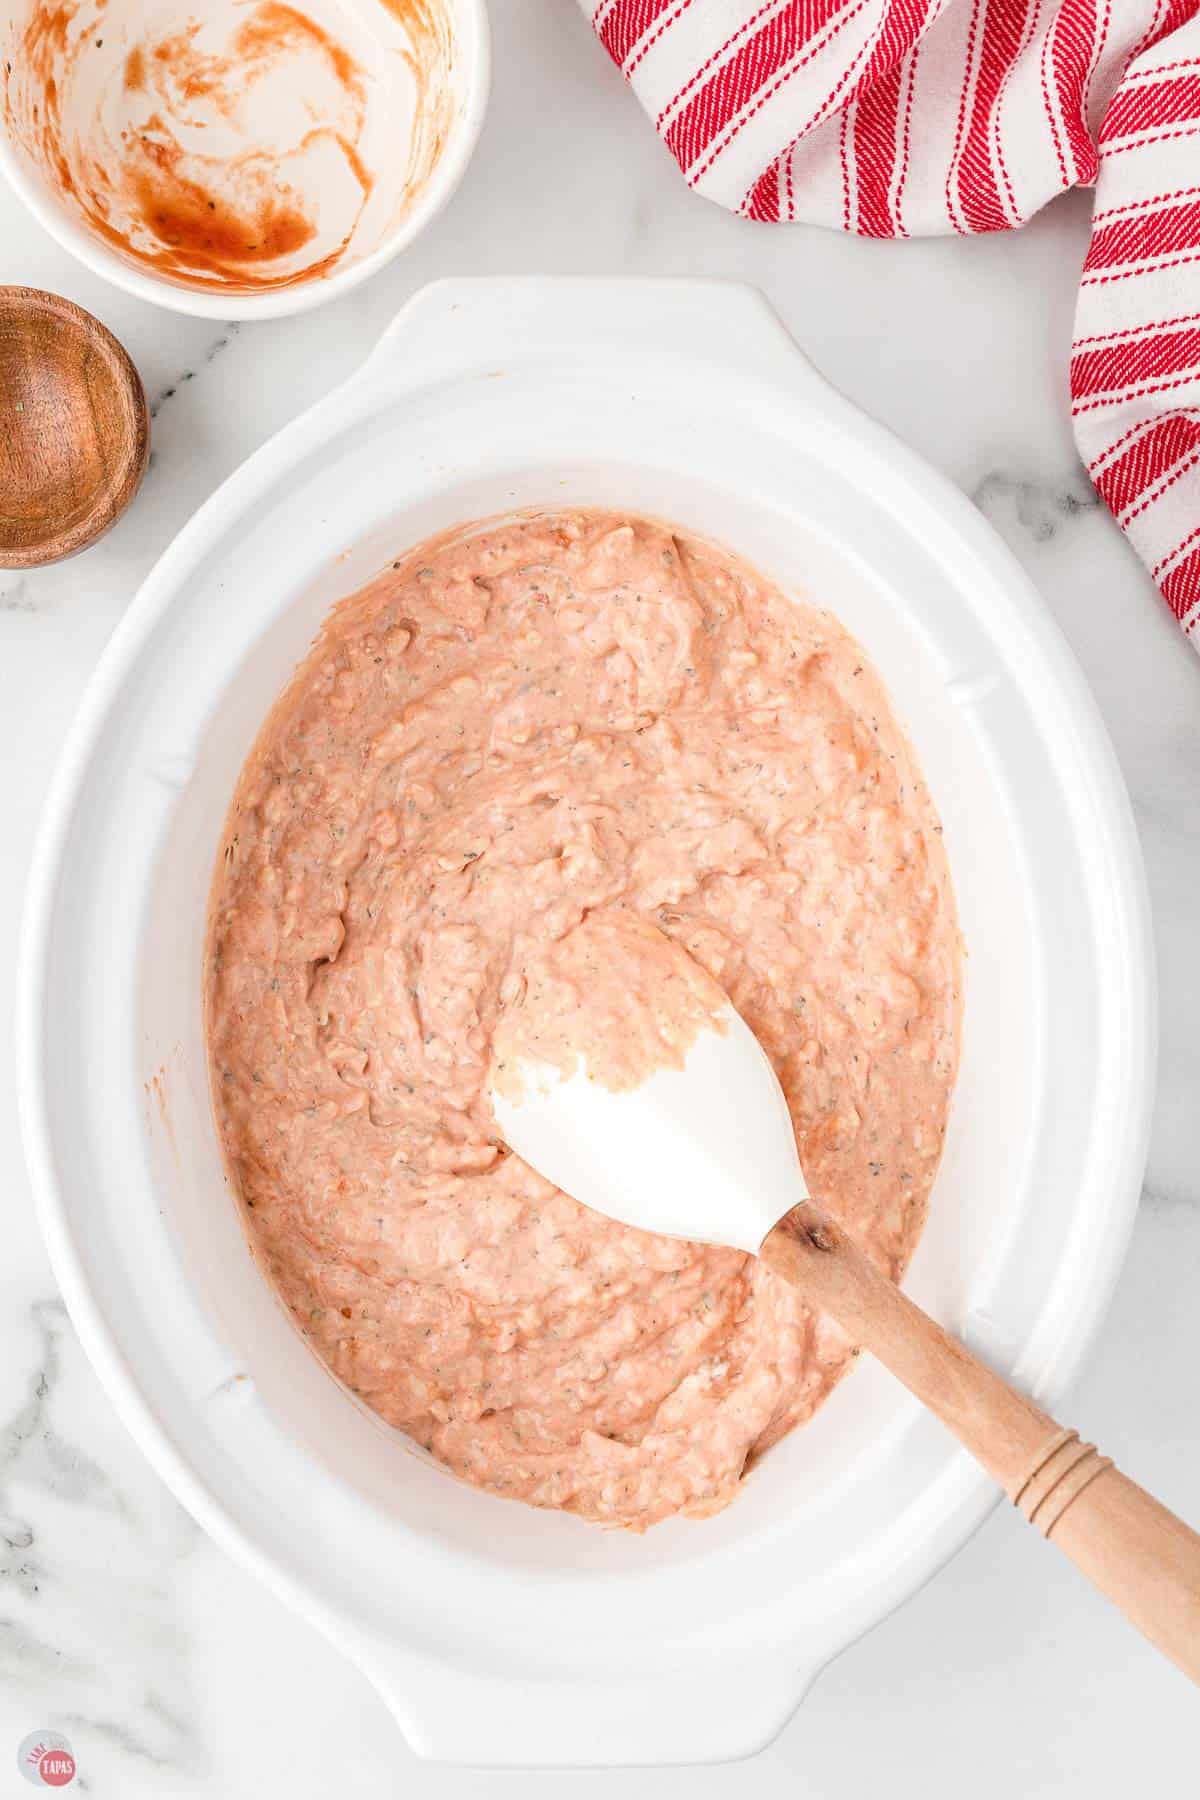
490 983 1200 1684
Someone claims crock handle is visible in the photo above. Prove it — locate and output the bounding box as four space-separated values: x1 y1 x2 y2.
350 1639 818 1766
354 277 846 411
762 1203 1200 1686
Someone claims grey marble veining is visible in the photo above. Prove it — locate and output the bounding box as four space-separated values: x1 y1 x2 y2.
148 323 242 420
0 578 37 613
970 469 1101 542
1 1302 121 1520
0 1301 202 1785
2 1 1199 1793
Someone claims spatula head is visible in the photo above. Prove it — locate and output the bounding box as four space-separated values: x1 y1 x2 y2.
489 1003 807 1255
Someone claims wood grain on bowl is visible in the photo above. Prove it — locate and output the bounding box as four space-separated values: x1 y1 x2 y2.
0 286 149 568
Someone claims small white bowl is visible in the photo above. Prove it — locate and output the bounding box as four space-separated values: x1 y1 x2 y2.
0 0 489 319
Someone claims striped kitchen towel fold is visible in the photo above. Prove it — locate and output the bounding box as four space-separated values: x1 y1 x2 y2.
583 0 1200 643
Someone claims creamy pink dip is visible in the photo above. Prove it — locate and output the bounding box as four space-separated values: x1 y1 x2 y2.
207 511 961 1529
491 911 732 1101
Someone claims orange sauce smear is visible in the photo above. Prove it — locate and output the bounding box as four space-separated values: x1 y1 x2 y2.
7 0 450 293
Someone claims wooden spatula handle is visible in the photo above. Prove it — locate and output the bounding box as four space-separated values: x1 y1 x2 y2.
760 1202 1200 1684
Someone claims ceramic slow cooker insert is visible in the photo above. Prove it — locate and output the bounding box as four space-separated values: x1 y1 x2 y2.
18 279 1155 1766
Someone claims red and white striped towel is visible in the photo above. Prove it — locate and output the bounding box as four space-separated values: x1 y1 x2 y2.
584 0 1200 643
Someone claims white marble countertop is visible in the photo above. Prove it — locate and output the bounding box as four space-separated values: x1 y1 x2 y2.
2 4 1199 1793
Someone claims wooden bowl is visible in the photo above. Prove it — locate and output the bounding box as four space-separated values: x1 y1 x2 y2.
0 287 150 568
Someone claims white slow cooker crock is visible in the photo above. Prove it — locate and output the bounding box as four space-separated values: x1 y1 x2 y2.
17 279 1155 1766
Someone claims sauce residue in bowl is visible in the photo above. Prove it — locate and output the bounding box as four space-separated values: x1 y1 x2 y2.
3 0 455 292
